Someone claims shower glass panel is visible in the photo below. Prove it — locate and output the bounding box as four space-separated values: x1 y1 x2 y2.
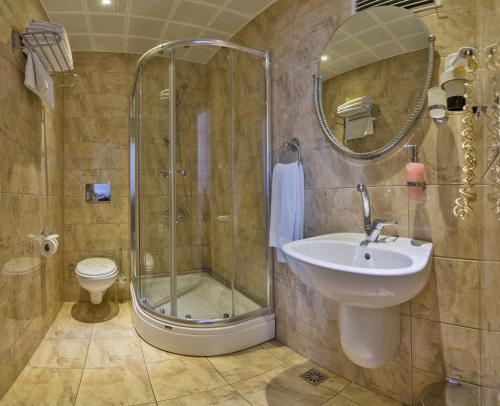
131 40 270 327
136 54 172 310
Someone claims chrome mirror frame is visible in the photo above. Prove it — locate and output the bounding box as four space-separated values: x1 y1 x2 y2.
313 35 436 160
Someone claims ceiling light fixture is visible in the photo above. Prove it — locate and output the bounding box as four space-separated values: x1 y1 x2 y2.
321 55 328 61
101 0 112 5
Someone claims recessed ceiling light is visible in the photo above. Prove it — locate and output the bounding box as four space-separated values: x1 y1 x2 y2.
101 0 112 5
321 55 328 61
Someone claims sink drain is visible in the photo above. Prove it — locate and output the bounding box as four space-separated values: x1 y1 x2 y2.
300 369 328 386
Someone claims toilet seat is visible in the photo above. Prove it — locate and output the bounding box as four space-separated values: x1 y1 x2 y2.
76 258 117 278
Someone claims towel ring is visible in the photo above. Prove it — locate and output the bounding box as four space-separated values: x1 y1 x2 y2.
276 138 301 164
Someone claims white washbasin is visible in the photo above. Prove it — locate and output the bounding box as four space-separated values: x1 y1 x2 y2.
282 232 432 368
282 232 432 308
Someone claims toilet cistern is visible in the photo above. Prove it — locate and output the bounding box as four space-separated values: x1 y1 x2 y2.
356 183 398 243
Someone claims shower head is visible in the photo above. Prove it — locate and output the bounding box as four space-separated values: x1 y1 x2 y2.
177 82 188 105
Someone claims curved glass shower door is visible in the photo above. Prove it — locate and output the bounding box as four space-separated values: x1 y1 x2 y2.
131 40 271 326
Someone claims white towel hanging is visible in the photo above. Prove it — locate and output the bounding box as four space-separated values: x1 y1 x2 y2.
23 49 54 108
269 162 304 262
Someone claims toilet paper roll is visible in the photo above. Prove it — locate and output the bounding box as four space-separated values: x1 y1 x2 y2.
40 235 59 257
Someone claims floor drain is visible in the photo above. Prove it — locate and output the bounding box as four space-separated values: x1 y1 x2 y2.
300 369 328 386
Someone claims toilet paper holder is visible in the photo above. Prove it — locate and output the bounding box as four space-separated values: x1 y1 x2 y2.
38 230 60 258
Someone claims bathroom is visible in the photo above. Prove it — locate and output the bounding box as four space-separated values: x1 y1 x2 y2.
0 0 498 404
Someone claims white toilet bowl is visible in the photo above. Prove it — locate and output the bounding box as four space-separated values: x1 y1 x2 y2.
75 258 118 304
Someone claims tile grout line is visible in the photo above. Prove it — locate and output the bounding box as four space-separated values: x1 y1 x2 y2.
138 336 159 405
72 315 94 405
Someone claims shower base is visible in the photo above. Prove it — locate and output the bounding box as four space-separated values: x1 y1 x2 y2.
140 272 261 320
131 273 275 356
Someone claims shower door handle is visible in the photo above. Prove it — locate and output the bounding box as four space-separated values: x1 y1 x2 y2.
216 215 229 222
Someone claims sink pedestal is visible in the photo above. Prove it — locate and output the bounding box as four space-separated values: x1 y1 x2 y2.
282 232 432 369
339 304 400 369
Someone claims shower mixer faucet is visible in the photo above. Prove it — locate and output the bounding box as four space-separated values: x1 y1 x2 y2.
356 183 398 243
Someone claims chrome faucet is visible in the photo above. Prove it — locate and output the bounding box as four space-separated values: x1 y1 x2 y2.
356 184 399 243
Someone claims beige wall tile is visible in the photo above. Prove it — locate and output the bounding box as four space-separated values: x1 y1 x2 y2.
482 330 500 389
482 261 500 331
64 196 129 225
412 317 481 384
64 143 129 170
410 185 479 259
411 257 481 328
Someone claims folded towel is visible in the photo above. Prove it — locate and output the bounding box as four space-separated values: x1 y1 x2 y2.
23 49 54 108
345 116 373 140
269 162 304 262
336 105 371 118
338 96 372 110
23 19 73 72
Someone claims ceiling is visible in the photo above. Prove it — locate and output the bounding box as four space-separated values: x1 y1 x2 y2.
39 0 277 63
319 6 429 79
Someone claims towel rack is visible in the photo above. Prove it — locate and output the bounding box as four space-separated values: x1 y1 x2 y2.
11 30 77 87
276 138 301 164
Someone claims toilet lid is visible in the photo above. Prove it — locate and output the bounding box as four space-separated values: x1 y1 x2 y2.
76 258 117 277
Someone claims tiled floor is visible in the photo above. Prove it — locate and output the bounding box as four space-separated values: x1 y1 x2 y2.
0 301 402 406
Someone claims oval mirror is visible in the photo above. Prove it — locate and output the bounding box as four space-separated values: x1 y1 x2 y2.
314 6 435 159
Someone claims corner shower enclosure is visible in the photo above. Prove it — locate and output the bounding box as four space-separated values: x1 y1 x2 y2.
130 40 274 355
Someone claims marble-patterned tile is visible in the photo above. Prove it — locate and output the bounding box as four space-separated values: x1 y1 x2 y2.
286 355 350 394
64 223 129 252
64 93 129 119
91 302 135 339
275 308 298 351
305 186 408 238
0 367 82 406
481 386 500 406
0 193 41 253
411 257 481 328
408 115 468 185
339 383 401 406
29 339 88 368
411 367 480 406
409 185 479 259
232 363 339 406
208 344 284 383
260 340 300 363
420 7 475 56
482 261 500 331
75 364 155 406
482 330 500 390
157 386 249 406
64 169 129 197
323 395 359 406
411 317 481 384
85 336 143 368
63 142 129 170
64 196 129 225
295 279 339 336
0 135 40 195
479 186 500 262
45 309 93 340
140 339 180 364
147 357 226 401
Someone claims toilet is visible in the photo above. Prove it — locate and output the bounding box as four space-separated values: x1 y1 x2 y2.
75 258 118 304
